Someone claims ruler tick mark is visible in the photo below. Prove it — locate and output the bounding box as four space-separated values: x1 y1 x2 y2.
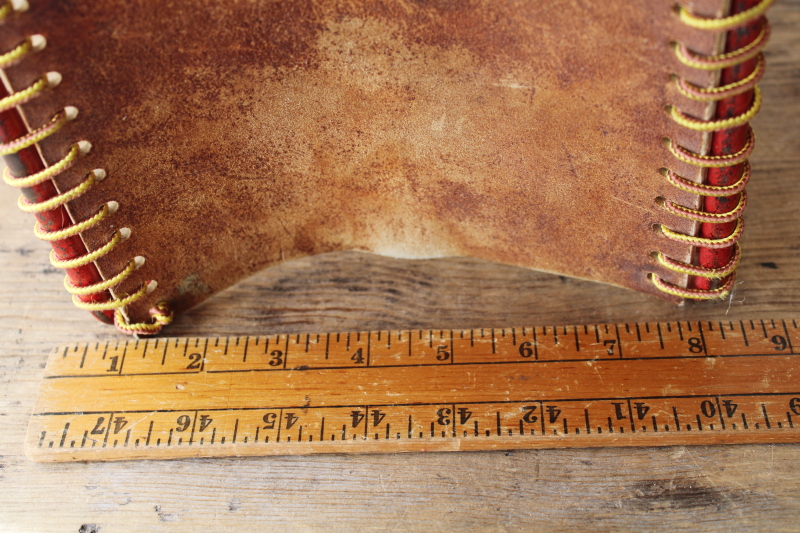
59 423 70 447
698 322 709 357
79 345 88 369
781 319 795 354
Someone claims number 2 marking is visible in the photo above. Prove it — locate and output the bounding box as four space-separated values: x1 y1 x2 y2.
186 353 202 370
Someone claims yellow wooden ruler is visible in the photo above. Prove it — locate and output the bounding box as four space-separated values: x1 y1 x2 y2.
26 318 800 461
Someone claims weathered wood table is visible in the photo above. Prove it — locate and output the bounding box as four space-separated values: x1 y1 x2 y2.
1 3 798 531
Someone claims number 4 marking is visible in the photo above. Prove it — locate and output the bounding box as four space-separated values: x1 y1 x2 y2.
351 348 365 364
198 415 213 431
603 340 616 356
113 416 128 434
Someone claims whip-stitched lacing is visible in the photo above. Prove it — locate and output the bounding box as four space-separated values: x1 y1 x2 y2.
667 86 761 132
651 271 737 299
676 0 774 31
651 0 770 299
0 9 173 334
663 162 750 197
672 19 769 70
660 190 747 224
664 128 754 168
674 54 765 101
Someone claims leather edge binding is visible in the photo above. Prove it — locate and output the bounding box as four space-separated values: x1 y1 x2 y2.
652 0 771 300
0 3 172 335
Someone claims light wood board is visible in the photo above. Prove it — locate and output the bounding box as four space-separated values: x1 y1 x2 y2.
26 320 800 461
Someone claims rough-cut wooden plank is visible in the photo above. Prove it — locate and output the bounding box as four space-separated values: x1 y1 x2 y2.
0 1 799 531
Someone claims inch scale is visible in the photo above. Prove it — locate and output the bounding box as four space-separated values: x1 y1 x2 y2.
27 318 800 461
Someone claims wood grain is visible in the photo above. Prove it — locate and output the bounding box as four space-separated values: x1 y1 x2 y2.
26 321 800 462
1 2 799 531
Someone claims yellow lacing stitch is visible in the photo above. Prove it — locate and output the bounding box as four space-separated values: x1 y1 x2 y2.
33 204 109 241
664 163 750 197
65 258 138 296
49 229 123 270
114 303 174 336
675 54 765 101
677 0 774 31
17 169 96 213
0 37 32 68
662 190 746 224
653 2 768 300
73 283 148 312
654 243 740 279
672 20 769 70
0 110 69 155
0 31 173 334
659 218 744 249
651 272 736 300
0 2 13 21
0 75 50 113
668 86 761 132
3 143 79 187
666 128 754 167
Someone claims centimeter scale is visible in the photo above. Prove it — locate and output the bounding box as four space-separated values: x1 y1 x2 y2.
27 318 800 461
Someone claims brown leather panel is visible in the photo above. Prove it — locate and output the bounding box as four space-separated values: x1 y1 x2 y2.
0 0 724 322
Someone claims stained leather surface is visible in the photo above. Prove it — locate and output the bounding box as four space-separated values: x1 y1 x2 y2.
0 0 726 323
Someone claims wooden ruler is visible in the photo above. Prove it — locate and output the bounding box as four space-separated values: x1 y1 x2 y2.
27 318 800 461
